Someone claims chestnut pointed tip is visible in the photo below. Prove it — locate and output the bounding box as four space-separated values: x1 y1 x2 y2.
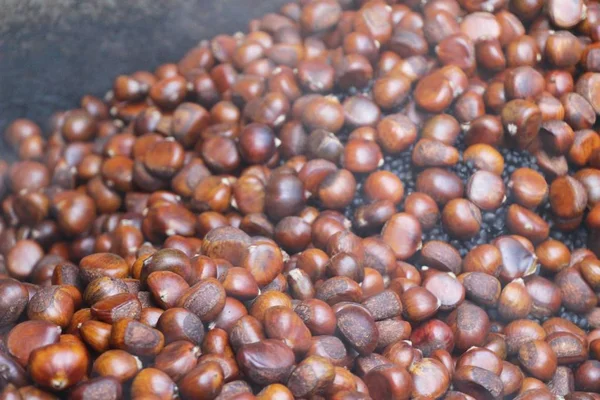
192 346 202 358
134 356 143 370
51 377 68 390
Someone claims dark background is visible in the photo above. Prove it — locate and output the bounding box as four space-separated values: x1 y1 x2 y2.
0 0 288 134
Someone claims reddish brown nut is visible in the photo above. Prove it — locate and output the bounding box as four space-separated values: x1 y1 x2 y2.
423 263 464 303
263 305 311 356
365 364 412 400
410 319 454 357
504 319 547 356
456 347 502 376
506 204 549 244
0 278 28 326
201 328 234 359
400 195 436 234
549 176 588 220
494 236 537 283
466 115 504 147
91 293 142 324
453 366 504 400
416 168 464 206
517 340 557 381
335 303 378 356
300 0 342 33
377 318 412 352
229 315 265 352
140 248 192 284
574 360 600 393
236 339 295 385
305 335 351 369
80 320 112 353
442 199 482 239
156 308 204 347
502 99 542 149
4 118 42 149
318 169 357 210
302 96 345 133
401 286 440 322
410 358 450 399
375 114 418 154
373 75 411 110
555 267 598 314
192 176 232 213
153 340 201 382
91 349 142 383
354 200 396 235
546 331 588 365
239 241 284 287
447 302 490 351
256 383 294 400
525 275 562 318
562 92 597 130
412 139 459 167
29 340 89 391
27 285 75 329
178 361 224 400
177 278 227 322
509 168 548 209
381 213 422 260
576 73 600 116
364 170 405 205
414 73 454 113
505 66 545 101
463 244 502 276
287 355 335 398
6 320 61 367
575 168 600 208
420 241 462 275
539 120 575 156
220 267 260 301
195 354 237 385
497 278 532 320
535 239 571 272
316 276 363 305
130 368 177 400
147 271 190 309
461 272 501 307
421 114 461 145
579 258 600 290
476 38 506 71
547 0 585 28
362 290 403 321
68 376 123 400
79 253 129 284
343 139 383 173
110 317 164 357
294 298 336 337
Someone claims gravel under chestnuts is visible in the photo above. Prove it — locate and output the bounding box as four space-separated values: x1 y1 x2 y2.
2 0 600 399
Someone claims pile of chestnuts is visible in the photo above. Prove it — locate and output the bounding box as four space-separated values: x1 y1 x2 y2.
2 0 600 398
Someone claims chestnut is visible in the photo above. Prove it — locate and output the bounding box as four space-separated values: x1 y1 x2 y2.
518 340 558 381
365 364 413 400
110 318 165 357
287 355 335 397
409 358 450 399
69 376 123 400
130 368 177 400
178 361 224 400
236 339 295 385
263 305 311 356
